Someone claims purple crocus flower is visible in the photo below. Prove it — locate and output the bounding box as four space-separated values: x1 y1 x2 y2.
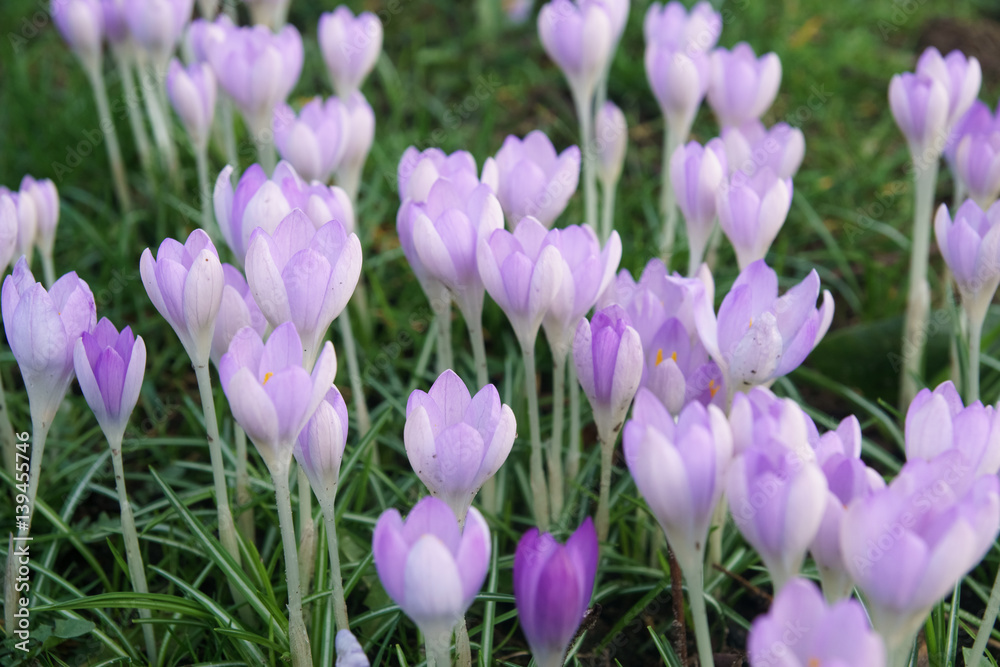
728 387 811 456
946 99 1000 172
52 0 104 69
695 259 834 395
643 1 721 54
404 370 516 521
273 97 348 184
905 380 1000 477
206 24 303 134
537 0 613 105
477 217 565 350
721 121 805 180
707 43 782 129
123 0 193 65
372 496 491 642
18 177 58 263
294 387 348 508
541 224 622 359
513 517 598 667
334 630 370 667
747 578 887 667
934 200 1000 326
73 318 146 445
888 72 950 161
727 394 828 591
1 257 96 426
0 195 17 273
916 47 982 132
244 209 362 368
624 390 732 572
841 452 1000 657
493 131 580 229
397 147 497 204
595 101 627 188
671 139 728 271
186 14 235 64
716 167 793 269
331 92 375 198
100 0 130 48
0 187 38 266
951 130 1000 209
166 59 217 149
318 7 383 98
211 263 267 368
219 321 337 473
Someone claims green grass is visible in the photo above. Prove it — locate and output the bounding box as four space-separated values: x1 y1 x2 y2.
1 0 999 665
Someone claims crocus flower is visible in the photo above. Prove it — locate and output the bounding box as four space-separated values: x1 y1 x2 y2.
19 177 58 264
671 139 728 271
100 0 130 48
166 59 217 149
934 200 1000 325
727 395 828 591
318 7 383 98
207 24 303 134
841 452 1000 657
2 257 96 427
186 14 235 64
645 45 709 139
728 387 810 456
573 305 642 443
721 121 805 180
372 496 491 642
334 630 370 667
404 370 516 521
716 168 793 269
695 259 834 395
332 92 375 198
0 195 17 273
905 380 1000 477
73 318 146 446
123 0 193 65
244 210 362 368
537 0 613 106
747 578 887 667
219 321 337 473
211 263 267 368
888 72 950 162
477 217 565 350
915 47 982 133
294 387 348 509
946 100 1000 173
493 131 581 228
0 186 38 265
541 224 622 359
950 131 1000 209
707 43 782 129
139 229 224 366
643 1 721 54
397 147 497 204
595 102 627 188
52 0 104 70
624 390 732 573
273 97 348 183
513 518 598 667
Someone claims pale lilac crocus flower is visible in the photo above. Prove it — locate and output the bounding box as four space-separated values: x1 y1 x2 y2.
273 97 348 184
671 139 728 274
716 167 793 269
493 131 581 229
905 380 1000 477
318 7 383 98
707 43 782 129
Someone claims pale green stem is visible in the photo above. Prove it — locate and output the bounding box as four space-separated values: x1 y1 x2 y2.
659 126 680 265
218 96 239 170
900 160 940 407
136 57 179 189
467 315 489 389
455 619 471 667
522 343 550 530
707 493 727 569
254 115 277 174
566 363 581 480
84 63 131 212
40 252 56 290
338 311 371 434
195 143 216 240
434 297 454 374
319 499 349 632
114 51 154 178
573 90 598 228
968 564 1000 667
600 178 617 245
967 308 984 403
687 223 713 278
297 464 315 597
548 353 566 519
270 460 314 667
337 166 362 204
596 425 620 542
193 363 242 567
19 414 51 538
705 224 723 273
686 562 714 667
234 423 255 544
0 369 17 477
108 436 157 664
475 0 496 41
425 628 452 667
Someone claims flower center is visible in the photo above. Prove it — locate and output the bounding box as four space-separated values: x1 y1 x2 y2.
708 379 719 398
263 371 274 385
654 349 677 366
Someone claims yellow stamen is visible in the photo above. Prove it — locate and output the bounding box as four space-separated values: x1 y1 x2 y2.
263 371 274 385
655 349 664 366
749 318 753 330
808 659 820 667
671 351 677 362
709 379 719 399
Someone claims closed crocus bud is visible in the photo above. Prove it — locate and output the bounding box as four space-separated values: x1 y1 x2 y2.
645 45 710 138
124 0 193 64
513 518 598 667
186 14 235 64
493 131 580 229
52 0 104 70
538 0 613 105
19 177 59 261
842 452 1000 657
707 43 782 129
0 195 17 273
208 24 303 133
716 167 793 269
728 399 828 592
643 1 721 54
166 59 217 149
319 7 383 98
916 47 981 132
211 264 267 368
405 370 516 522
244 210 362 368
671 139 727 270
728 387 810 456
695 260 834 395
397 147 486 203
334 629 369 667
542 225 622 359
905 380 1000 477
219 322 337 473
574 305 643 443
2 257 96 427
0 186 38 265
294 387 348 509
273 98 348 184
952 131 1000 209
478 217 566 350
581 0 627 46
946 100 1000 171
372 496 491 643
624 390 732 573
747 578 887 667
935 200 1000 326
595 102 627 187
889 72 950 161
139 229 224 366
722 120 805 180
332 92 375 199
73 318 146 446
100 0 130 49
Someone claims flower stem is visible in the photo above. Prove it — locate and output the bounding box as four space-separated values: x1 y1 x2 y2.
599 178 617 245
467 314 489 389
548 353 566 519
574 91 598 228
708 496 726 569
251 113 277 174
84 63 131 213
319 499 349 632
566 363 581 480
338 310 371 435
967 308 984 403
659 125 680 265
108 436 157 664
685 562 714 667
596 425 619 542
271 460 314 667
234 423 255 544
455 618 472 667
900 160 940 407
434 295 454 374
40 252 56 290
114 51 154 178
968 564 1000 667
218 96 239 171
425 628 452 667
522 343 550 530
297 464 316 598
195 143 217 240
19 414 51 537
135 57 180 190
